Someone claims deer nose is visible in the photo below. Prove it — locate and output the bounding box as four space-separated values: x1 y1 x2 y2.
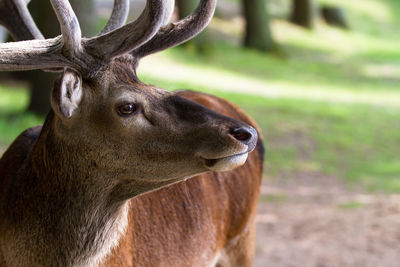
229 126 257 147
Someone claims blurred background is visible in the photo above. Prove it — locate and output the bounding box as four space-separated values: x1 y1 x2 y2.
0 0 399 266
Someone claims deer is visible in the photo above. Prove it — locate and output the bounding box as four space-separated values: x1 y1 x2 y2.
0 0 264 266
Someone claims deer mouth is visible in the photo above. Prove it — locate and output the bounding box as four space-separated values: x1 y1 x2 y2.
204 152 249 172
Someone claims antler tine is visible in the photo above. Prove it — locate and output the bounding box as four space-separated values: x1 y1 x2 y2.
50 0 82 56
131 0 217 59
85 0 166 61
99 0 129 35
0 0 44 41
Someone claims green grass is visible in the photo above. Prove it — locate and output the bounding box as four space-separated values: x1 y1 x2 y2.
0 86 43 145
260 194 289 203
1 0 400 192
338 201 365 210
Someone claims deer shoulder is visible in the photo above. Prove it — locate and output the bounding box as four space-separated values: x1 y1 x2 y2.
0 126 42 196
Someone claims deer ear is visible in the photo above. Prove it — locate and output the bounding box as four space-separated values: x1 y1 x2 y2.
51 69 83 119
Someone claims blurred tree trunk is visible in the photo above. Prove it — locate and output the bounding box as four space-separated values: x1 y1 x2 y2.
242 0 276 52
176 0 211 53
290 0 317 29
26 0 95 114
321 5 349 29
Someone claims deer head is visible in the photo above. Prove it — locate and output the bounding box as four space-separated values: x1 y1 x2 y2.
0 0 257 197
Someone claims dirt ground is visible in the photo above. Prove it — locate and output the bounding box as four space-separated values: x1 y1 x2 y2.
254 171 400 267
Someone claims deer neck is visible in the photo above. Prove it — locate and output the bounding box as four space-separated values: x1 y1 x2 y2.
1 112 131 267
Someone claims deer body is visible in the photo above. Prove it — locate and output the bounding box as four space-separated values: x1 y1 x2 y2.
0 91 263 267
0 0 263 266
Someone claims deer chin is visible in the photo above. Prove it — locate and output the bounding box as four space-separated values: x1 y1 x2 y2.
204 152 249 172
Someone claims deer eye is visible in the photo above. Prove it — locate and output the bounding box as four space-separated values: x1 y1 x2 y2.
117 103 137 116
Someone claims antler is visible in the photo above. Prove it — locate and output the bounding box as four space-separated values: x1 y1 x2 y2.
50 0 82 57
131 0 217 59
0 0 167 75
0 37 69 71
0 0 217 76
85 0 166 60
99 0 130 35
0 0 43 41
